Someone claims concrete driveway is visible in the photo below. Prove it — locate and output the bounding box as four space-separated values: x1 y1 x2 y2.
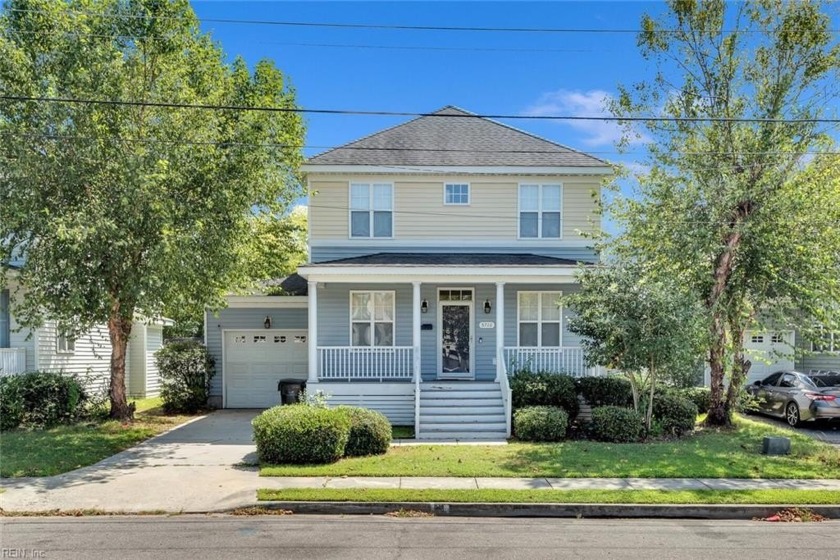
0 410 264 513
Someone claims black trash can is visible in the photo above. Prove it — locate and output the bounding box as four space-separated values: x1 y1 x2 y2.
277 379 306 404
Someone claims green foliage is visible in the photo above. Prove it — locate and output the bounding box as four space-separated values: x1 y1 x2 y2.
337 406 392 457
0 371 86 430
252 405 350 465
509 370 579 419
575 377 633 407
0 0 305 418
155 341 215 414
246 206 309 287
513 406 569 442
669 387 712 415
590 406 644 443
652 394 698 437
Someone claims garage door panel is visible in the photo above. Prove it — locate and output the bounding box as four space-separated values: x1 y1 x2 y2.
224 329 309 408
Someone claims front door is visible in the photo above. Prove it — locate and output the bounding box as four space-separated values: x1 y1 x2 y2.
438 289 473 379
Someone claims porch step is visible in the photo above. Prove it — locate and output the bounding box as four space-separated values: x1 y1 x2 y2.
416 380 508 441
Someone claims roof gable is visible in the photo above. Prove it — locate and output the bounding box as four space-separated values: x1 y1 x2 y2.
307 106 607 168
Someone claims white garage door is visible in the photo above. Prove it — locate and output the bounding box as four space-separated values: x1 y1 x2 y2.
224 329 308 408
744 331 795 383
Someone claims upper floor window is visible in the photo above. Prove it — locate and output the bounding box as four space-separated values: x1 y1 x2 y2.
444 183 470 205
56 330 76 354
813 329 839 354
518 291 562 347
350 291 395 346
350 182 393 238
519 184 562 239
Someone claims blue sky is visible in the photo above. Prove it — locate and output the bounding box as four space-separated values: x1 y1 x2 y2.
191 1 666 172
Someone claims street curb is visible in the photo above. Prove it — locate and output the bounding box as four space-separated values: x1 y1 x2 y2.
253 501 840 519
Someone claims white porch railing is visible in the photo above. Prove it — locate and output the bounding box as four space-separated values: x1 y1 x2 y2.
318 346 415 381
503 347 601 378
0 348 26 376
497 348 512 438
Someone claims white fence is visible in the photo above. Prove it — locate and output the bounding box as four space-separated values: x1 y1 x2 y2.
318 346 415 381
503 347 601 377
0 348 26 376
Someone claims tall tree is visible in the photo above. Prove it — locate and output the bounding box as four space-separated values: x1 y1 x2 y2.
0 0 305 419
245 205 309 287
611 0 840 425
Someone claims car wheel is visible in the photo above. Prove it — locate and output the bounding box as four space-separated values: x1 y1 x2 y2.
785 402 800 428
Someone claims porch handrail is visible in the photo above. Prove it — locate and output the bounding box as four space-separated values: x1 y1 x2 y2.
503 346 588 377
0 347 26 376
317 346 414 381
414 351 422 439
497 347 512 438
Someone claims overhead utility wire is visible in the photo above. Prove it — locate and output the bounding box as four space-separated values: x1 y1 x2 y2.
2 95 839 124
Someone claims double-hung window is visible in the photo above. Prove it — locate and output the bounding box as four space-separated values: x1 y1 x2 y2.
519 184 562 238
350 182 393 238
444 183 470 205
518 292 562 347
351 291 395 346
56 330 76 354
813 329 839 353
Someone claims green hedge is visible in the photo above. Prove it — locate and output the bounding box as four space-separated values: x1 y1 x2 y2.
669 387 711 415
590 406 644 443
252 405 351 464
575 377 633 407
155 341 215 414
338 406 392 457
510 370 579 419
0 371 86 431
513 406 569 442
653 394 698 437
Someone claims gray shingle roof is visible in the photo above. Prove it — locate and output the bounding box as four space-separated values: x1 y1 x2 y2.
308 106 608 168
312 253 581 267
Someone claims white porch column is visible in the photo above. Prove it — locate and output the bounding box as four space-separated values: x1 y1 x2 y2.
307 280 318 385
412 281 422 383
495 281 505 382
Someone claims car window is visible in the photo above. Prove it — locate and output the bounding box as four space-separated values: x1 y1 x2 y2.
796 375 818 390
762 372 783 386
779 373 797 388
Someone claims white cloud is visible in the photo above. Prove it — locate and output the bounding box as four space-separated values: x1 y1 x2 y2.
523 89 647 147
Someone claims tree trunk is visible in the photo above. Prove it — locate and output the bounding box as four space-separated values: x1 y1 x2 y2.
107 300 135 421
704 311 732 427
645 364 657 432
725 318 751 416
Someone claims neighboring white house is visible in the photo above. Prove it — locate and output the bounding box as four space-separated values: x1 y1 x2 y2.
1 268 170 398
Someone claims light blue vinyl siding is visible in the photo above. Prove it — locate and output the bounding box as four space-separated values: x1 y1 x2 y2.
205 306 308 397
794 331 840 373
310 245 598 264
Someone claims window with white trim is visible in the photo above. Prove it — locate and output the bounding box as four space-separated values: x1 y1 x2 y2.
444 183 470 205
519 184 562 238
812 330 839 353
350 291 395 346
517 292 562 347
56 330 75 354
350 182 393 238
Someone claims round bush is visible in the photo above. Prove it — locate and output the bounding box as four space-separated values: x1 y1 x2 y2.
590 406 644 443
575 377 633 407
252 405 350 464
338 406 392 457
513 405 569 442
653 394 698 437
155 341 215 414
510 370 579 419
0 371 86 430
673 387 711 415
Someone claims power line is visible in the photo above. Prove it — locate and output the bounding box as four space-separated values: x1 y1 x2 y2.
2 95 839 124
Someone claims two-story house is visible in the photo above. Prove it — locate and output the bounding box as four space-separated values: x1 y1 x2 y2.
204 106 613 439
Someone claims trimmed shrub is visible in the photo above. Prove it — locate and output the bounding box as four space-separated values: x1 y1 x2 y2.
672 387 711 415
0 371 86 430
590 406 644 443
513 405 569 442
155 341 215 414
575 377 633 407
252 405 350 464
653 394 698 437
510 370 579 419
338 406 392 457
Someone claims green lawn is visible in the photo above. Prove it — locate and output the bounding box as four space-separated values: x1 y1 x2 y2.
257 488 840 505
0 398 199 478
261 416 840 479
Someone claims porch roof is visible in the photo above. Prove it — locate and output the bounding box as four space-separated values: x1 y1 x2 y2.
298 252 587 284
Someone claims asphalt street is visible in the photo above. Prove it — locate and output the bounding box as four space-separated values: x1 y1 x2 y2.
3 515 840 560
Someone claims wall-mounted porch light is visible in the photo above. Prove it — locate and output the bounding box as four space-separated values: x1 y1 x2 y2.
483 299 492 314
421 299 429 313
263 315 272 329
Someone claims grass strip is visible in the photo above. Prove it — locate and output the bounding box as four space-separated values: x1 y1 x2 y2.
261 416 840 479
257 488 840 505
